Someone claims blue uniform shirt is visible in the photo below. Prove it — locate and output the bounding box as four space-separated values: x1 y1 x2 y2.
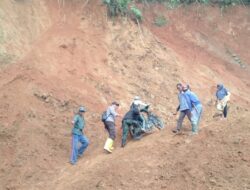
184 90 201 109
216 84 228 100
72 114 85 135
178 93 190 111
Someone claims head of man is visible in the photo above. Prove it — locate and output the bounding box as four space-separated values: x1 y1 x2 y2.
217 84 223 90
182 84 190 92
112 101 120 110
78 106 86 116
176 83 183 93
134 96 140 101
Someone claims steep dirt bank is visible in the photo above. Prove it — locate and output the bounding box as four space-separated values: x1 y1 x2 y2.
144 5 250 103
0 1 249 190
0 0 51 65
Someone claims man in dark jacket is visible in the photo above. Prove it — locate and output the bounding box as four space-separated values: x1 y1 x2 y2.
121 105 143 147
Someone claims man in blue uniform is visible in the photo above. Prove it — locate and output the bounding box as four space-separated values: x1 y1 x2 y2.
172 83 192 134
183 85 203 135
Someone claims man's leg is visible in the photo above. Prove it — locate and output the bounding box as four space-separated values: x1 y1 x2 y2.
196 105 203 131
70 134 79 164
121 120 130 147
191 105 202 134
174 111 186 132
131 121 142 139
106 121 116 150
107 122 116 140
223 104 228 118
78 134 89 156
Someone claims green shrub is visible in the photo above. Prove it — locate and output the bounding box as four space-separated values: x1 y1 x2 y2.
104 0 130 17
154 16 167 26
136 0 250 5
130 5 143 21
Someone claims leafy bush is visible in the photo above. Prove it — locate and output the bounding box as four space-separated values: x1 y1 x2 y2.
154 16 167 26
104 0 130 17
136 0 250 5
130 5 143 21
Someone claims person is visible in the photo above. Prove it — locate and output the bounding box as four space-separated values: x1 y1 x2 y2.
172 83 192 134
103 101 120 153
183 85 203 135
121 104 143 147
216 84 230 118
70 106 89 165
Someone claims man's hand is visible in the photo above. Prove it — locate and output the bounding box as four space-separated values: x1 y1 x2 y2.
173 112 178 116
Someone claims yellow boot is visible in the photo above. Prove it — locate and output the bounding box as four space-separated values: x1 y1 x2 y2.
109 139 114 151
104 138 112 153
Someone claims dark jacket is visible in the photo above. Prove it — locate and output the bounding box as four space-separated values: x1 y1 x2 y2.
123 105 141 121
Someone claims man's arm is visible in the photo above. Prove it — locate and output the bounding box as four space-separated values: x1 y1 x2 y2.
72 115 79 127
110 107 119 118
173 105 180 115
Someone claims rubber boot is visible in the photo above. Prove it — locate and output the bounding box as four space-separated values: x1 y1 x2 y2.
191 123 198 135
104 138 112 153
109 139 114 151
121 138 126 147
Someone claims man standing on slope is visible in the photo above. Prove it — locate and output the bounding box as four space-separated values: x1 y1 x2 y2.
172 83 192 134
216 84 230 119
70 106 89 165
103 101 120 153
183 85 203 135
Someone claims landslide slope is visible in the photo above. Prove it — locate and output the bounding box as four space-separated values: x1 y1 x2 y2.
0 1 249 190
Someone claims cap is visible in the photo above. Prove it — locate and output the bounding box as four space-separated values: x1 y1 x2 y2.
79 106 86 112
134 96 140 100
112 101 119 106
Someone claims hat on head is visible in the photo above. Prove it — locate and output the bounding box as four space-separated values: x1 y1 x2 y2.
79 106 86 112
134 96 140 100
112 101 119 106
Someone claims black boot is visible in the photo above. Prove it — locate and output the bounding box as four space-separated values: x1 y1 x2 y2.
121 139 126 147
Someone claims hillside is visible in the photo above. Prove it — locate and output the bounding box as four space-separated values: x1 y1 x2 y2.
0 0 249 189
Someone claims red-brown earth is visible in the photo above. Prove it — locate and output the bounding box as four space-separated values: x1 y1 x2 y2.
0 0 249 189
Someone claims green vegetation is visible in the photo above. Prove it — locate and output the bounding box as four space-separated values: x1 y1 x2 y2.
138 0 250 4
103 0 144 21
130 5 143 21
103 0 131 17
103 0 249 21
154 16 167 27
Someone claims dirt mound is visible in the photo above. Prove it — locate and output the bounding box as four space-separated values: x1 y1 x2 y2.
0 1 249 189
